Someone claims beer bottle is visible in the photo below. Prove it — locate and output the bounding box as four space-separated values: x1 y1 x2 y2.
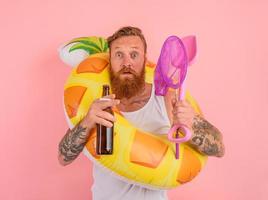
96 85 114 155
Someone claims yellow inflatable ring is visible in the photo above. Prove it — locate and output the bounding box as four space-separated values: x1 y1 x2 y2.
62 36 207 190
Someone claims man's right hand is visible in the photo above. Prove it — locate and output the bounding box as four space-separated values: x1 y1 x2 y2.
58 94 120 166
80 94 120 129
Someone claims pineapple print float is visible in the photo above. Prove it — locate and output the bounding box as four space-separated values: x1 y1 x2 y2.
60 36 207 190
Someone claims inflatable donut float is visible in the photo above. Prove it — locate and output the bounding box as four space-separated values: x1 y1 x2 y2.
60 36 207 190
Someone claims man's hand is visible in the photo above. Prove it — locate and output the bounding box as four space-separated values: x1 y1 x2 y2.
58 94 120 166
80 94 120 128
171 98 197 129
171 97 225 157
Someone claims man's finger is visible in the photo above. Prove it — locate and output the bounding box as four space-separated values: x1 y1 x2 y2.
171 98 177 106
94 116 114 128
98 98 120 109
176 100 188 106
96 110 116 123
172 106 189 114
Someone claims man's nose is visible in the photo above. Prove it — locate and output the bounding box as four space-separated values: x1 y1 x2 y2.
121 56 132 68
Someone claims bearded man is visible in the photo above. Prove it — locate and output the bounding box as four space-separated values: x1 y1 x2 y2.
58 26 225 200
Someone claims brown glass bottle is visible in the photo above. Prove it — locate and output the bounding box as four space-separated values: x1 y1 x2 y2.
96 85 114 155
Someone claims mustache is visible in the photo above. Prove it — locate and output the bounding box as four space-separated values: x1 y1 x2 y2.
118 67 137 75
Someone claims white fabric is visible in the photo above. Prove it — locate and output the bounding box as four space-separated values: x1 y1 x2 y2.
92 83 171 200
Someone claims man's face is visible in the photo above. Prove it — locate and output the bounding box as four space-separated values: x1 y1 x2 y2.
110 36 146 77
109 36 146 99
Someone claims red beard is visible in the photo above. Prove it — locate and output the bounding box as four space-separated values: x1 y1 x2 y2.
109 65 146 99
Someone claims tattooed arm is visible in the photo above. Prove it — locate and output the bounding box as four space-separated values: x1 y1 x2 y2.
58 120 93 166
188 115 225 157
58 94 120 166
169 94 225 158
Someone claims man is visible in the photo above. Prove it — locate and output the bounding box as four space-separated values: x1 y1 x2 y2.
58 26 225 200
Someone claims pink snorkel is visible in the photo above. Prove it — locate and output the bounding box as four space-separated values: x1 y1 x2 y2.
154 35 196 159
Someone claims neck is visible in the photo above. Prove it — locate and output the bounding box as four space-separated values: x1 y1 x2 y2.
117 83 152 112
119 83 146 103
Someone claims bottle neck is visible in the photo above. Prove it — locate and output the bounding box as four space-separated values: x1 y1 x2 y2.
102 85 110 96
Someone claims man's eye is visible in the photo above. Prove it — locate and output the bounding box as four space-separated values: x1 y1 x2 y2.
116 52 122 58
131 52 138 59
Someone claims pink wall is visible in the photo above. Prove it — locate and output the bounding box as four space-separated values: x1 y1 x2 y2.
1 0 267 199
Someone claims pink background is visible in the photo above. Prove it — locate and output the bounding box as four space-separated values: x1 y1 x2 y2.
1 0 268 199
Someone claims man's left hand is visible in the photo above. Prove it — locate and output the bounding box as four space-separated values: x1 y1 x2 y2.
171 98 197 130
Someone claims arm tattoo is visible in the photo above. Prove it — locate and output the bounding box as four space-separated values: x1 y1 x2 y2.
58 123 89 163
189 115 225 157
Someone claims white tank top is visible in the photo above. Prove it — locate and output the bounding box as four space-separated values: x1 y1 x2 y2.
92 83 171 200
